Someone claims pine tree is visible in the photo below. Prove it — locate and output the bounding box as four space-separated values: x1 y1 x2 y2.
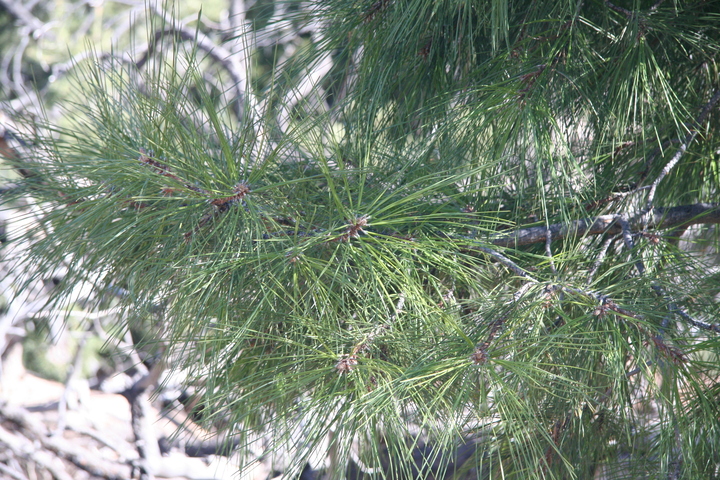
5 1 720 478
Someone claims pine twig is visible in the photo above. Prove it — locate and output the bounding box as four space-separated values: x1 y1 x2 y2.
617 214 645 275
470 266 536 365
672 305 720 334
336 293 405 373
545 227 557 275
649 0 665 12
642 89 720 215
586 234 620 285
604 0 633 16
618 214 703 336
138 150 251 241
584 185 651 211
476 246 536 280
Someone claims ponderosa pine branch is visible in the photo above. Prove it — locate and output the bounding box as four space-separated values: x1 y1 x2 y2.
4 3 720 477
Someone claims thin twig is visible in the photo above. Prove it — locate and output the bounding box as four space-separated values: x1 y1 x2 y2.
587 234 620 285
673 306 720 334
545 227 557 275
341 230 716 369
642 89 720 215
470 282 535 365
121 360 166 480
604 0 633 16
336 293 405 373
585 185 651 211
649 0 665 12
477 246 536 280
614 216 676 336
0 402 130 479
617 214 646 275
0 423 73 480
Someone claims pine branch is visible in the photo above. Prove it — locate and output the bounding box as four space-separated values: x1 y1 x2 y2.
5 2 720 478
488 203 720 247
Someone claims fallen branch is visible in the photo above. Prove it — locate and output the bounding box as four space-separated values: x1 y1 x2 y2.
0 401 130 480
120 360 166 480
0 423 72 480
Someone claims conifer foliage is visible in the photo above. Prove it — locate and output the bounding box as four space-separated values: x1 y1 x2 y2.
6 0 720 478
